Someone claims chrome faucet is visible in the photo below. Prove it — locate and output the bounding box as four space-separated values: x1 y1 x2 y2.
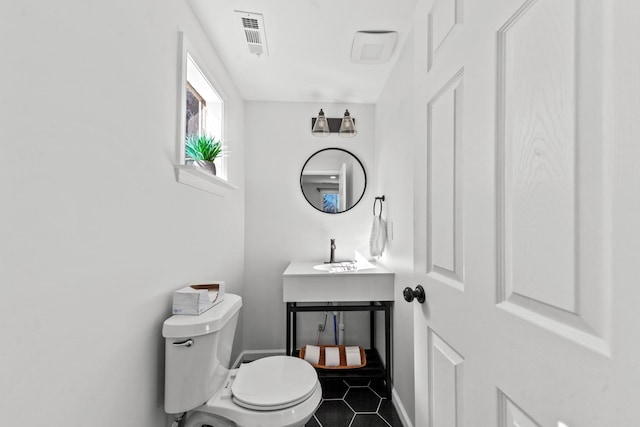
329 239 336 263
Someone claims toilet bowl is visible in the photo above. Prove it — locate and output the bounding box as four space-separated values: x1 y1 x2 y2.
163 294 321 427
185 356 321 427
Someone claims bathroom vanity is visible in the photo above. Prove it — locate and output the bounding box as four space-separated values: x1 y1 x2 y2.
282 262 395 398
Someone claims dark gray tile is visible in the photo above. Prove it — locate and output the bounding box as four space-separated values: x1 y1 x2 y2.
319 378 349 399
378 399 404 427
314 400 354 427
344 378 371 387
304 415 321 427
351 413 392 427
345 387 381 413
370 378 388 397
312 376 402 427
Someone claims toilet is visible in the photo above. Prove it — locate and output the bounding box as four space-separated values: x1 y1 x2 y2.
162 293 321 427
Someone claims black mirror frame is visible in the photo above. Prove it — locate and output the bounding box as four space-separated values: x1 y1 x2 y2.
299 147 367 214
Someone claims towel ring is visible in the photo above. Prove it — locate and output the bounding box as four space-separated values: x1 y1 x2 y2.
373 195 385 217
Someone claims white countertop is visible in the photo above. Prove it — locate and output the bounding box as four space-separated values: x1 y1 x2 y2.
282 262 395 302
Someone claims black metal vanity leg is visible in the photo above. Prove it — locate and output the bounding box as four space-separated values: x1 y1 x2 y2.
292 303 297 355
370 303 375 349
385 302 392 400
286 303 291 356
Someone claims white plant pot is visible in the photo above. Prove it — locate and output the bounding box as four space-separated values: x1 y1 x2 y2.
194 160 216 175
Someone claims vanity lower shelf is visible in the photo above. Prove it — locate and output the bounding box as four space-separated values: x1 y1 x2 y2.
293 348 387 381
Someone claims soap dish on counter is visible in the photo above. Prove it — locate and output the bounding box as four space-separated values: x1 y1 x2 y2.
299 344 366 369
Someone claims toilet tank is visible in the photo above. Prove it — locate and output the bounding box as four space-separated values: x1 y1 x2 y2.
162 293 242 414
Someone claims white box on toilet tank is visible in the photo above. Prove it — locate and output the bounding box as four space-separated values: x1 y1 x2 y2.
172 282 225 315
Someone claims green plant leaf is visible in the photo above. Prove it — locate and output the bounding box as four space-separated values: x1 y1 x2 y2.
185 133 225 162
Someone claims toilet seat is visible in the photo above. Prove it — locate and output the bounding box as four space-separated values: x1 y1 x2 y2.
231 356 318 411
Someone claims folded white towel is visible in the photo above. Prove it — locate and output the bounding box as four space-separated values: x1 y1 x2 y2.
345 346 361 366
324 347 340 366
369 215 387 257
304 345 320 364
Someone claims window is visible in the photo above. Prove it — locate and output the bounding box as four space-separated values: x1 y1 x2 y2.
184 53 225 177
323 193 340 213
175 32 235 195
186 81 206 136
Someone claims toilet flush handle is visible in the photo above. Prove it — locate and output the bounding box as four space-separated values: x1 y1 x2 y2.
172 339 194 348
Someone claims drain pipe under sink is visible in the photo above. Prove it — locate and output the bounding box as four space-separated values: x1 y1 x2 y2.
331 302 345 345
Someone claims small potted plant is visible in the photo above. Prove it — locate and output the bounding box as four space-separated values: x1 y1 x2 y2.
185 134 225 175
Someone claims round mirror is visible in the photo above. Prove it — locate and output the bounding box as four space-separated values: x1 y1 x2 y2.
300 148 366 214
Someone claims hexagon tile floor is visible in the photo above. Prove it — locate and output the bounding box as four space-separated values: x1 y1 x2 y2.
305 378 404 427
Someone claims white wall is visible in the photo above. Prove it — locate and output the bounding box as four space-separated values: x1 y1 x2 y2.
0 1 245 426
374 30 417 425
243 102 376 351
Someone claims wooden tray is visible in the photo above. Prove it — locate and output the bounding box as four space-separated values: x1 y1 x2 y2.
299 345 367 369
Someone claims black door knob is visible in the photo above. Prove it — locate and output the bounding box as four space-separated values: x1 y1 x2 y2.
403 285 426 303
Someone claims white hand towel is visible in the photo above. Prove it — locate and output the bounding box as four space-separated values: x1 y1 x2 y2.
304 345 320 364
345 346 362 366
369 215 387 257
324 347 340 366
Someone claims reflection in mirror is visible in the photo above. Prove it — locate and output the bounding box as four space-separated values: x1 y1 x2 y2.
300 148 366 214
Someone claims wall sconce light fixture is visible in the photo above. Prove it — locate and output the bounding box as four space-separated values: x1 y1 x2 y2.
311 109 331 137
311 109 357 138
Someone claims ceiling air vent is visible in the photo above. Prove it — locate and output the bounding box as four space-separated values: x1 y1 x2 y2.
350 31 398 64
235 11 269 57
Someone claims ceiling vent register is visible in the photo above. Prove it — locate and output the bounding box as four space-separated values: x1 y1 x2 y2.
350 31 398 64
235 11 269 57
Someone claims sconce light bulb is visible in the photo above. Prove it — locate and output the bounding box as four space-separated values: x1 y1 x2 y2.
339 109 357 137
312 108 331 137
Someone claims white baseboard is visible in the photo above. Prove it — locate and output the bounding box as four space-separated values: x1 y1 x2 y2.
391 387 414 427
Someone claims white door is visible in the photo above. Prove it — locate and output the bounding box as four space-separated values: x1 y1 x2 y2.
409 0 640 425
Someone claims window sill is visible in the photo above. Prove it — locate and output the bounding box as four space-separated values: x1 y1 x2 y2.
174 165 237 196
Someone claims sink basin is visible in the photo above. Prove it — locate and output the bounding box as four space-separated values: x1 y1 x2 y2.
312 263 357 272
